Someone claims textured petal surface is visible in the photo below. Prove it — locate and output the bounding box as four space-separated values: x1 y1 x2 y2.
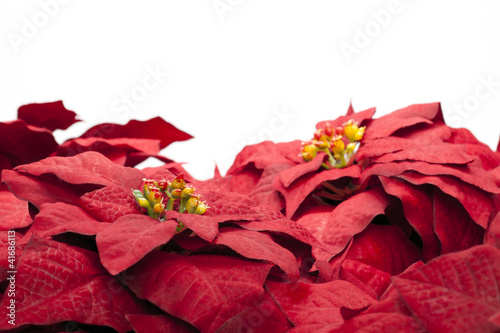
126 252 273 333
17 100 79 131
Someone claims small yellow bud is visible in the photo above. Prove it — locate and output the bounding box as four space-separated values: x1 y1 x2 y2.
171 188 182 200
301 144 318 162
186 196 200 213
195 202 208 215
138 198 151 209
153 202 165 214
171 175 186 190
148 190 162 204
344 120 359 142
353 126 365 141
181 187 195 199
331 138 345 156
346 142 356 154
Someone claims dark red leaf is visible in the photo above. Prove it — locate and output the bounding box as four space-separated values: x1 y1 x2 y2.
346 224 422 275
2 169 87 209
79 185 142 222
0 189 32 230
432 188 484 254
327 313 424 333
96 215 179 275
399 172 495 229
296 187 391 262
0 235 147 332
126 314 198 333
275 164 361 218
23 202 109 244
0 120 58 168
216 292 292 333
392 245 500 333
125 251 273 333
340 259 392 300
18 100 80 131
265 279 375 328
79 117 192 149
380 177 440 260
214 227 299 279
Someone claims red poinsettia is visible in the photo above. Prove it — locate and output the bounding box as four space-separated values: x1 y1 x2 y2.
1 151 320 332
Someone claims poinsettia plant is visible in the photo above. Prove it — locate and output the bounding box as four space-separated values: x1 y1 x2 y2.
1 101 500 332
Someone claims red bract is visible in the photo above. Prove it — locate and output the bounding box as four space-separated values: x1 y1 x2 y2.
18 100 80 131
57 117 193 167
0 235 148 332
0 101 78 174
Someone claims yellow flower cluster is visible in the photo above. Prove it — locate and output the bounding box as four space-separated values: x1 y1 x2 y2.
301 120 365 169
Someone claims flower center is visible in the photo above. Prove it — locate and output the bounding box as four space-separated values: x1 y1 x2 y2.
132 174 208 225
300 120 365 169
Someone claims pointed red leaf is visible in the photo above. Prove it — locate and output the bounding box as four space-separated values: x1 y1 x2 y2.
346 224 422 275
0 120 58 168
227 140 303 175
96 215 179 275
79 117 192 149
0 235 147 332
392 245 500 333
265 279 375 328
79 185 142 222
279 152 326 188
215 227 299 279
357 136 475 165
340 259 392 300
275 164 361 218
296 187 391 262
399 172 495 229
316 107 376 131
380 177 440 260
2 169 86 209
125 251 273 333
216 292 292 333
432 188 484 254
163 211 219 242
18 100 80 131
361 159 499 194
24 202 109 243
247 163 289 210
14 151 145 190
0 189 32 230
363 103 442 141
327 313 424 333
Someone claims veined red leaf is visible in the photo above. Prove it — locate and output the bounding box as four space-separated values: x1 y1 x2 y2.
265 279 375 328
79 185 142 222
0 235 148 332
214 227 299 279
13 151 145 190
125 251 273 333
392 245 500 333
96 215 179 275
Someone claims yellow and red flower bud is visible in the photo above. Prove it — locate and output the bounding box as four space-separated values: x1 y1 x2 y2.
171 174 186 190
148 190 163 204
301 144 318 162
156 179 169 190
171 188 182 200
324 122 333 138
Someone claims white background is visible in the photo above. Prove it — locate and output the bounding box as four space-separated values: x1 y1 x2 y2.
1 0 500 180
